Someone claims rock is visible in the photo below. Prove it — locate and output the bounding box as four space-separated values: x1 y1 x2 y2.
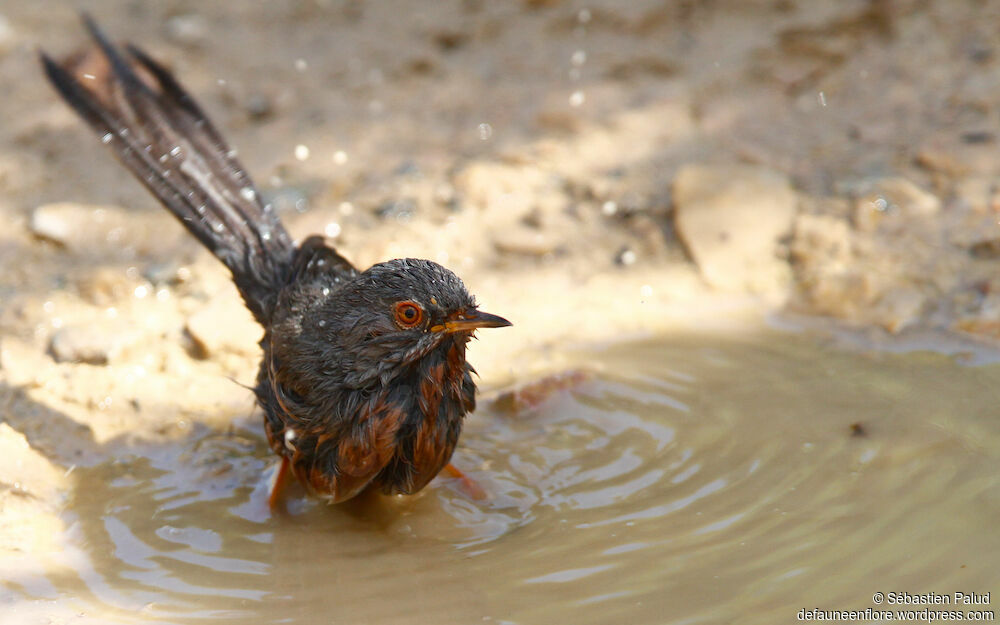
0 423 67 563
673 164 797 292
49 323 140 365
0 423 65 502
0 338 54 387
185 292 261 358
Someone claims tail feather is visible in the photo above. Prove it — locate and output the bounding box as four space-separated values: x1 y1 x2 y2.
41 14 295 324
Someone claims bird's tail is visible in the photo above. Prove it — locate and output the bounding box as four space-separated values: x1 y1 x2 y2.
41 14 295 325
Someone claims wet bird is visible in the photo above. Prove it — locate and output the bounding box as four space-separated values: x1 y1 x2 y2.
41 16 510 506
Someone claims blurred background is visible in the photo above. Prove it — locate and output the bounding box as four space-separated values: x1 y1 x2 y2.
0 1 998 624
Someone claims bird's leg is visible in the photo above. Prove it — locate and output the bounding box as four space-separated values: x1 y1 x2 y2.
443 463 486 500
268 456 291 509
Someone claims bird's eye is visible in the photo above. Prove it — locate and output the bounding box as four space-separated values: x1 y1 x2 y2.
393 301 424 328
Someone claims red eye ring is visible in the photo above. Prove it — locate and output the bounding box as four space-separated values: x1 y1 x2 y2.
393 301 424 328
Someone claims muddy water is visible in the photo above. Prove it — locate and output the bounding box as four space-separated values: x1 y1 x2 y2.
6 328 1000 624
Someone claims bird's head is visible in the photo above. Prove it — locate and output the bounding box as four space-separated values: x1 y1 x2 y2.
303 258 510 389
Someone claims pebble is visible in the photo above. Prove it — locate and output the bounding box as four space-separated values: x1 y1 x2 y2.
49 323 138 365
244 93 274 120
672 164 797 292
376 198 417 222
164 14 209 47
848 177 941 233
615 246 637 266
0 14 13 56
29 202 169 257
872 287 927 334
453 162 549 215
493 226 562 256
76 267 143 306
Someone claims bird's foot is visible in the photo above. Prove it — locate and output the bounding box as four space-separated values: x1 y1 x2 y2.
443 463 486 500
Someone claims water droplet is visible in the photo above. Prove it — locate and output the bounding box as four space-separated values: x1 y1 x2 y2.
333 150 348 165
578 8 591 23
322 287 330 296
339 201 355 216
318 319 326 328
213 222 224 233
295 58 308 72
134 285 149 299
640 284 653 297
101 133 113 144
571 50 587 66
478 123 493 141
261 230 271 241
226 149 238 159
324 222 341 238
569 91 585 107
294 144 310 161
817 91 827 107
240 187 256 201
601 201 618 216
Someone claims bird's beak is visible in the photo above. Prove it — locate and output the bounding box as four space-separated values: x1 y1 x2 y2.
430 309 512 333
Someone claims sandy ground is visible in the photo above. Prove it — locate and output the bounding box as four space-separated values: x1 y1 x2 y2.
3 0 1000 595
